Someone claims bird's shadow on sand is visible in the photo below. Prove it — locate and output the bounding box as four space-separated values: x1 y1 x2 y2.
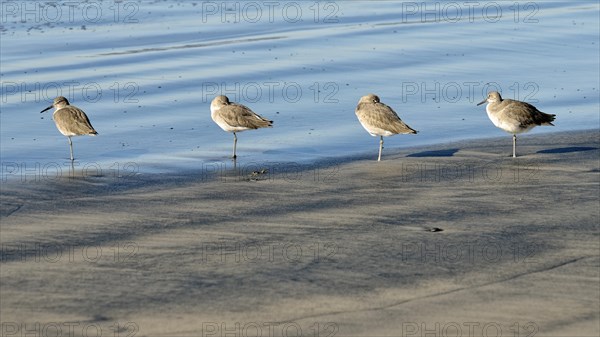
407 148 459 157
537 147 598 154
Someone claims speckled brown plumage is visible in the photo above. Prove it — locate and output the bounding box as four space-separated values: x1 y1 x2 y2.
355 94 417 161
210 95 272 159
41 96 97 161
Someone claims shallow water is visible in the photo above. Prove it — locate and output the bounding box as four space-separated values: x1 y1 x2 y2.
1 0 598 177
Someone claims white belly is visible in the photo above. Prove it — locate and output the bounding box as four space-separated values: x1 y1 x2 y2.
486 107 532 134
212 118 251 132
358 120 394 137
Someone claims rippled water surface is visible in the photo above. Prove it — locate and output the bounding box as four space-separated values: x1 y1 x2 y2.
1 1 598 175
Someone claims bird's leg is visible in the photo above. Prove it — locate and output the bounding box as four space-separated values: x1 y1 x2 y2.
69 160 75 179
68 136 74 161
232 132 237 159
378 136 383 162
513 134 517 158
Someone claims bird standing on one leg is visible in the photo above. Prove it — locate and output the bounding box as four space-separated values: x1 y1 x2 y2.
40 96 98 161
210 95 273 159
477 91 555 158
355 94 417 161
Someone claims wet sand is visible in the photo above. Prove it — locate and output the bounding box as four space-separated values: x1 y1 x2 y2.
1 130 599 337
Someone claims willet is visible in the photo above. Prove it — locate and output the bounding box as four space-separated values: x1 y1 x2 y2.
355 94 417 161
210 95 273 159
40 96 98 161
477 91 555 157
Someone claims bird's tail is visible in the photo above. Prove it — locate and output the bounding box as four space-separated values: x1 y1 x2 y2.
543 113 556 126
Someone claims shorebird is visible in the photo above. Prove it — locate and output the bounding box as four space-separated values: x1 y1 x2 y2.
355 94 417 161
40 96 98 161
477 91 555 158
210 95 273 159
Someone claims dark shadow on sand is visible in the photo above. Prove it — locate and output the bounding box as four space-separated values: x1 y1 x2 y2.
537 147 598 154
407 149 459 157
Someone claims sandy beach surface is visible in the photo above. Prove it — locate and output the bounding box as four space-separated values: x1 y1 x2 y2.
1 129 598 337
2 1 599 336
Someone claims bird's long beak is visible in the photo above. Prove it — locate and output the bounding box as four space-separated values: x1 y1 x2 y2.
476 99 487 106
40 105 53 113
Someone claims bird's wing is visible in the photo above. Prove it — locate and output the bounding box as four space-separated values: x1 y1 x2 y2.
219 103 273 129
356 102 417 134
54 106 98 135
504 100 555 127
